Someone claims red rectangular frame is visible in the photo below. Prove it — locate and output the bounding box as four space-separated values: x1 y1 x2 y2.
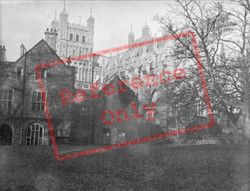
35 31 215 161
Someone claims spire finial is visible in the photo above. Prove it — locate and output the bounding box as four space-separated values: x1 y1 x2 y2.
54 10 57 20
63 0 66 11
90 7 92 16
79 16 81 24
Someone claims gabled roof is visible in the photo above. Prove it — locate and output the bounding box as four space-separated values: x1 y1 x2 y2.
100 75 138 107
15 39 64 64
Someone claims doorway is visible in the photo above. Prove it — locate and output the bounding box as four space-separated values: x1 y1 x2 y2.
0 124 12 145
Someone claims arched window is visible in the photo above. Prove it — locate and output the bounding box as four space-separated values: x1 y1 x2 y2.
26 123 44 145
79 68 82 81
151 91 159 103
86 48 89 56
76 34 79 42
89 69 92 82
85 68 88 82
70 33 73 41
82 35 85 43
83 48 85 56
82 68 85 81
75 67 79 80
79 47 82 57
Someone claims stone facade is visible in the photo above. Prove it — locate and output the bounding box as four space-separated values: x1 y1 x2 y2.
0 40 75 145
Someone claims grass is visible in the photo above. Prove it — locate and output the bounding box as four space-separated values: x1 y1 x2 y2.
0 143 249 191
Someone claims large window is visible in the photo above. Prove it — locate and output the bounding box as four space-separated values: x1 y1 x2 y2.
82 35 85 43
0 89 13 112
70 33 73 41
32 91 45 112
76 34 79 42
26 123 44 145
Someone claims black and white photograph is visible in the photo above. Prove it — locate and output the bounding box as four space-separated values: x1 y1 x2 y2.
0 0 249 190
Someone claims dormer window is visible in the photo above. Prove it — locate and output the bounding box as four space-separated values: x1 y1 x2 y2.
70 33 73 41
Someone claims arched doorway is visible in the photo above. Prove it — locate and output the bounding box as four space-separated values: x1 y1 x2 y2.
26 123 44 145
0 124 12 145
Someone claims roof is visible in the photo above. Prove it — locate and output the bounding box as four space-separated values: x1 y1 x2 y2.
15 39 64 65
99 75 138 107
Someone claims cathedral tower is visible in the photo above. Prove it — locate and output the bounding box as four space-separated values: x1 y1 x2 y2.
48 1 95 89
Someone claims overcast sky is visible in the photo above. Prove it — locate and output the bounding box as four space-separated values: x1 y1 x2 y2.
0 0 173 61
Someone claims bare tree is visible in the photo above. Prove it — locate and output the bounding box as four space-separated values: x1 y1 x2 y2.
155 0 250 143
221 0 250 142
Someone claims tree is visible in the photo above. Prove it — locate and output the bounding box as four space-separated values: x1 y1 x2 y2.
221 0 250 141
155 0 250 143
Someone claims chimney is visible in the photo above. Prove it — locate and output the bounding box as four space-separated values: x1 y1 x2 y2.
20 44 27 57
45 28 58 51
0 45 6 61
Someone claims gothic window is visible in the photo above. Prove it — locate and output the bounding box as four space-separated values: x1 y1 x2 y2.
151 91 158 103
79 47 82 57
32 91 45 112
82 35 85 43
0 89 13 112
83 48 85 56
89 69 92 82
70 33 73 41
79 68 82 81
82 68 85 81
85 68 88 82
86 48 89 59
26 123 44 145
75 67 79 80
76 34 79 42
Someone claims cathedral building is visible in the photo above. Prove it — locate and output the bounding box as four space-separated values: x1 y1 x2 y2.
49 2 95 90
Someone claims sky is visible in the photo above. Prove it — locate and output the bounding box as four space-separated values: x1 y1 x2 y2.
0 0 172 61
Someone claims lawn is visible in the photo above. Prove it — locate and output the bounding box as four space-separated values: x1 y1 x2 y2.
0 143 249 191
